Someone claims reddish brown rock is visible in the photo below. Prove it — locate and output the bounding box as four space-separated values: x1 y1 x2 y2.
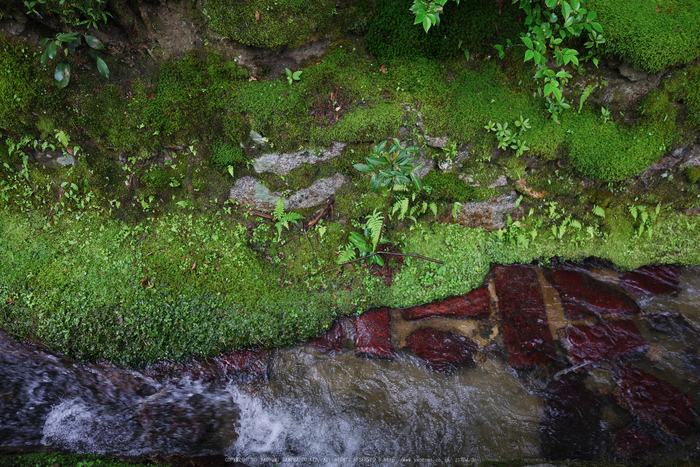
613 365 697 438
406 328 477 373
620 265 681 296
540 376 602 460
612 428 660 458
562 321 646 364
309 320 343 352
353 308 394 359
545 269 641 320
494 265 555 368
400 286 490 320
215 349 271 376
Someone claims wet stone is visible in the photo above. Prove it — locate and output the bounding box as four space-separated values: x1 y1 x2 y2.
494 265 555 369
215 349 271 376
561 321 646 364
309 320 344 352
613 365 697 438
612 427 660 458
353 308 395 360
544 269 641 320
620 265 681 296
400 286 490 321
406 328 477 374
540 376 602 460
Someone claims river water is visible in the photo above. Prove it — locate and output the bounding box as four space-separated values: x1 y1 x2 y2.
1 263 699 465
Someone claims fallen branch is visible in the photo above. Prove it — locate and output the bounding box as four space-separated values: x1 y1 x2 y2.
242 207 274 220
306 195 335 229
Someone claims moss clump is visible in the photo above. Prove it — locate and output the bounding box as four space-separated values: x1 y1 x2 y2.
0 37 54 133
423 171 475 202
203 0 337 48
564 112 666 181
686 166 700 184
210 140 244 168
587 0 700 72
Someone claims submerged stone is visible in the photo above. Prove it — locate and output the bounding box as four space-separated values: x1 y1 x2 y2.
613 365 697 438
406 328 477 373
544 269 641 320
494 265 555 368
562 321 646 364
612 427 660 458
309 320 344 352
540 376 602 460
620 265 681 296
354 308 395 360
400 286 490 320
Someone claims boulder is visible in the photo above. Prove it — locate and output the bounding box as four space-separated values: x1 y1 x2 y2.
562 321 646 364
400 286 490 320
406 328 477 373
454 191 523 232
494 265 555 368
613 365 696 438
544 269 641 320
353 308 394 359
620 265 681 296
229 174 347 211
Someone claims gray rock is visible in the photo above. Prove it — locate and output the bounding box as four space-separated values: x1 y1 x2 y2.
286 174 347 209
56 155 76 167
672 145 689 158
438 148 470 171
681 145 700 168
229 174 347 212
618 62 649 82
29 150 77 169
488 175 508 188
411 153 434 179
250 130 267 146
253 142 346 176
459 174 481 187
454 191 523 232
423 134 448 148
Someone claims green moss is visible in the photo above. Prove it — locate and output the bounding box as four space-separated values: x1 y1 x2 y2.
564 112 666 181
423 170 475 202
210 140 244 168
203 0 336 48
686 166 700 184
587 0 700 72
0 452 156 467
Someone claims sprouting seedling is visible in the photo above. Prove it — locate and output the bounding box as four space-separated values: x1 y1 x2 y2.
285 68 302 85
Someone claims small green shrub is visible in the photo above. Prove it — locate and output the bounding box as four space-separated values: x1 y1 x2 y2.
587 0 700 72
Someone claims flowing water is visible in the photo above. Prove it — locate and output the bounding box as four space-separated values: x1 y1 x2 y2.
1 264 699 465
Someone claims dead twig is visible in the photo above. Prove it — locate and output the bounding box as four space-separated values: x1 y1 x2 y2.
306 195 334 229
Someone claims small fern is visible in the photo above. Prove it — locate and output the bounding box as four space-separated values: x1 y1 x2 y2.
273 198 303 241
337 244 357 264
578 83 599 114
365 209 384 251
592 205 605 218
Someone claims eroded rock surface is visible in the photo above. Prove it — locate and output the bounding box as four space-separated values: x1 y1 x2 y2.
253 142 346 176
454 191 523 232
612 427 660 458
544 269 640 320
400 286 490 320
406 328 477 373
494 265 555 368
229 174 347 211
309 320 344 352
353 308 394 359
562 321 646 364
620 265 681 296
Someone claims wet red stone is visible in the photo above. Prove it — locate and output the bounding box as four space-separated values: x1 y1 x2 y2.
400 286 490 320
545 269 640 320
562 321 646 364
612 428 660 458
494 265 554 368
215 349 271 376
613 365 696 438
540 376 602 460
309 320 343 352
406 328 477 373
620 265 681 296
353 308 394 359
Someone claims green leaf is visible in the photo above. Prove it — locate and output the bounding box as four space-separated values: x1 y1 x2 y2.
591 22 603 33
96 56 109 78
521 36 533 49
524 49 535 62
545 0 557 7
586 10 597 21
54 62 70 88
47 41 57 60
84 35 104 50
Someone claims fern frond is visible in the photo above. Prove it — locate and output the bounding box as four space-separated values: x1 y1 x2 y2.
365 209 384 250
273 198 285 221
337 245 357 264
429 202 437 217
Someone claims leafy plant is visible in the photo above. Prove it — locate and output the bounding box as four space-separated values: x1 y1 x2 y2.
285 68 302 85
484 115 531 156
338 209 387 266
273 198 303 241
600 106 611 123
40 32 109 88
629 204 661 239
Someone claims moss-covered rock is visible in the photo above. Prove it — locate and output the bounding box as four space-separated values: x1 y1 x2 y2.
202 0 338 48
